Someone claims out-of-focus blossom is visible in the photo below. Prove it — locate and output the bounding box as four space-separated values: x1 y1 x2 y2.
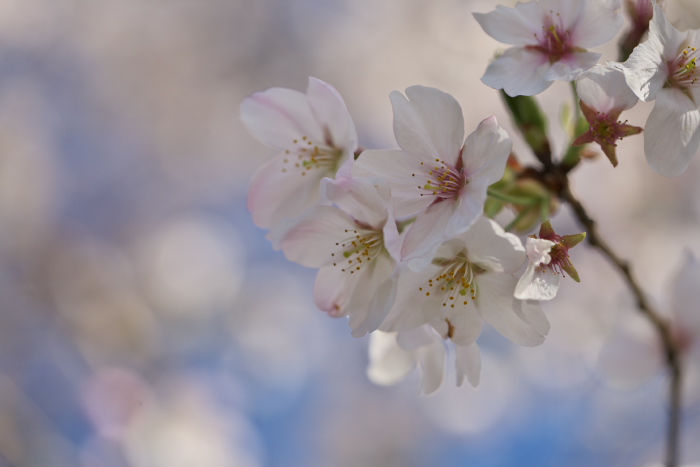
353 86 511 267
599 252 700 400
381 217 549 347
515 221 586 300
573 64 643 167
367 325 481 393
619 3 700 176
474 0 624 96
279 176 400 337
243 77 358 229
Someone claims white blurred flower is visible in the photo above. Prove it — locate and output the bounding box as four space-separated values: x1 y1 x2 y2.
353 86 511 267
474 0 623 96
619 3 700 176
242 77 357 229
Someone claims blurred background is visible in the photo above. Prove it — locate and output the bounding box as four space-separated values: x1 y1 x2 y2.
1 0 700 466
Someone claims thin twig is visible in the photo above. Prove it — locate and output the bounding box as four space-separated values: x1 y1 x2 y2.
559 180 682 467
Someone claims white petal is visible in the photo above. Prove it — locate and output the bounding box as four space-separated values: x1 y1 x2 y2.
415 333 447 395
671 251 700 335
306 77 358 154
644 88 700 177
648 3 686 62
240 87 323 150
475 273 548 346
571 0 623 48
279 205 356 267
353 149 433 217
247 154 323 230
544 51 601 82
401 198 456 267
472 3 542 46
576 64 639 113
366 331 416 386
349 254 398 337
445 178 488 240
514 265 561 301
444 302 483 346
390 86 464 163
481 47 552 97
313 262 361 317
381 265 444 332
461 116 512 185
455 343 482 388
322 176 392 229
459 217 526 274
525 237 555 265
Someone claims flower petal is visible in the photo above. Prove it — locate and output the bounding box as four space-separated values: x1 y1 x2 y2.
644 88 700 177
455 343 481 388
313 262 361 317
472 3 543 46
349 253 398 337
381 265 444 332
306 77 358 154
544 51 601 82
461 116 512 185
444 301 483 346
475 273 549 346
415 333 447 395
322 176 393 229
241 87 323 150
401 198 457 268
481 47 552 97
279 205 356 267
459 217 526 274
514 264 561 300
571 0 623 48
366 331 416 386
353 149 433 217
247 155 323 230
390 86 465 162
576 64 639 113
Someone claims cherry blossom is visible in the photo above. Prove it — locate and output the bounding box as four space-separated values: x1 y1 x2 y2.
573 64 643 167
242 77 357 229
277 175 400 337
352 86 511 267
380 217 549 347
474 0 623 96
618 3 700 176
514 221 586 301
367 326 481 394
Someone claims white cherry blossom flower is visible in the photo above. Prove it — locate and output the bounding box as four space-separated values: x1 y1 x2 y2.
380 217 549 347
278 175 400 337
474 0 624 96
573 64 642 167
352 86 511 267
242 77 357 229
367 326 481 394
619 3 700 176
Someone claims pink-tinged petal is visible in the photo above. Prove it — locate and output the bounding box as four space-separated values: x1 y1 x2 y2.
415 334 447 395
247 155 323 230
241 87 323 150
322 176 392 229
459 217 526 274
571 0 623 48
446 178 489 239
544 51 601 82
353 149 433 217
390 86 465 163
306 77 358 154
444 302 483 346
539 0 586 30
576 64 639 113
472 3 543 46
381 265 447 332
455 343 481 388
644 88 700 177
514 264 561 300
481 47 552 97
349 254 398 337
279 205 355 267
475 273 548 346
461 117 512 185
366 331 416 386
401 198 457 267
313 263 361 317
671 251 700 335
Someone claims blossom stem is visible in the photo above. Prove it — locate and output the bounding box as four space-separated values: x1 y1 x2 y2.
486 187 536 206
559 180 682 467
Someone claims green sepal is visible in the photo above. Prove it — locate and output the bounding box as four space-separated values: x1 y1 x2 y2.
561 262 581 283
561 232 586 249
500 91 552 167
538 220 556 240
